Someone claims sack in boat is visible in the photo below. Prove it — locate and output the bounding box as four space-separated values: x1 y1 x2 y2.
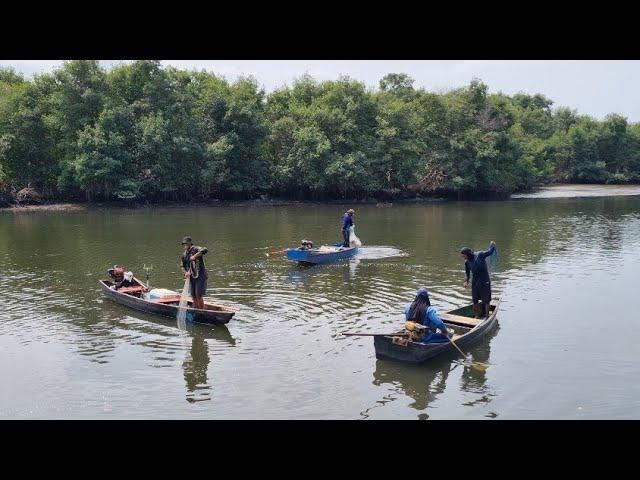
147 288 179 299
405 321 426 341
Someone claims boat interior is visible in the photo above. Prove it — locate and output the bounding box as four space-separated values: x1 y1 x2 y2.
102 278 236 313
294 243 353 253
399 302 497 341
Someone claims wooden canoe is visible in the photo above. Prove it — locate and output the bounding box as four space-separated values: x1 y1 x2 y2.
373 298 501 364
99 276 237 325
286 242 358 265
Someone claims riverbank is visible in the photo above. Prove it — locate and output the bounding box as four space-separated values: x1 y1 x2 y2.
511 184 640 199
3 203 89 212
4 184 640 212
1 196 448 212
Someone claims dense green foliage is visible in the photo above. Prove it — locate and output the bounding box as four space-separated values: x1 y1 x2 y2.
1 61 639 202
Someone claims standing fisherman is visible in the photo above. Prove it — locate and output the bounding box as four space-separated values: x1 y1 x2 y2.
180 236 209 310
341 208 355 247
460 241 496 319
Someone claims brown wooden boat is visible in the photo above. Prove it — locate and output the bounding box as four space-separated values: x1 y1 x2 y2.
99 276 237 325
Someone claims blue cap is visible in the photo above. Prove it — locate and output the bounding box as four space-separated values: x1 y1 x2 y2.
416 287 429 299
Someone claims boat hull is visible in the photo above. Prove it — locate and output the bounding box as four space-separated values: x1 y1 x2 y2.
99 279 236 325
374 300 501 364
286 243 358 265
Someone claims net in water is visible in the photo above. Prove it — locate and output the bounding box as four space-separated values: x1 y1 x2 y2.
177 277 191 329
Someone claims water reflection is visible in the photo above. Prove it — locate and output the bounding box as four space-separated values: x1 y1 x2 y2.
460 326 499 415
107 310 236 403
181 323 235 403
183 331 210 403
371 360 453 416
347 258 360 282
357 356 457 419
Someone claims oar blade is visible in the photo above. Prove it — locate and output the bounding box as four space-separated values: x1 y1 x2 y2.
470 362 489 372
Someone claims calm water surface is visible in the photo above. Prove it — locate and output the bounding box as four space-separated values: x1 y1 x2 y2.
1 188 640 418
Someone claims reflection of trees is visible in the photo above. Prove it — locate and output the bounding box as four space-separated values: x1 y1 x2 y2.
284 258 360 286
497 199 630 267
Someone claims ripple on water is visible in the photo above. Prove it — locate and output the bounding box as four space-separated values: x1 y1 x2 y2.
356 246 408 260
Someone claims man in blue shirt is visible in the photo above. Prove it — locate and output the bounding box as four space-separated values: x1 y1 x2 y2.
460 240 496 318
340 209 355 247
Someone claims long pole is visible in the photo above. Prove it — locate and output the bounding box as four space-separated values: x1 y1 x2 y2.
342 332 408 337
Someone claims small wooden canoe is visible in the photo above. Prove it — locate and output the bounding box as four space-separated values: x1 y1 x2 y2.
374 299 501 364
286 242 358 265
99 276 237 325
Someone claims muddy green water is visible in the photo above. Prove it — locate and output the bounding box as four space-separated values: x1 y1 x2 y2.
1 187 639 418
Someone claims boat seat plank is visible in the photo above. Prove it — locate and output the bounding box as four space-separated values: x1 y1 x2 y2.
151 296 186 304
440 313 482 327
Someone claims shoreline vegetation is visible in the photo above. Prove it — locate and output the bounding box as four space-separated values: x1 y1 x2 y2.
2 61 640 208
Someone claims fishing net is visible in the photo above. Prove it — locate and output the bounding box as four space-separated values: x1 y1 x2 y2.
177 277 191 329
349 225 362 248
488 245 498 269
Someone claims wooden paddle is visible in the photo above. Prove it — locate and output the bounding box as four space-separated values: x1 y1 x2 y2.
447 334 488 372
447 335 469 359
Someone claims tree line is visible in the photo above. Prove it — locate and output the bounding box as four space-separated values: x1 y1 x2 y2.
1 60 639 204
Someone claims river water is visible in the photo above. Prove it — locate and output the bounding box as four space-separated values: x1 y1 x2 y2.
1 185 639 419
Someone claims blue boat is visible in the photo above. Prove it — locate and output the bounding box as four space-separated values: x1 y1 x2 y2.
286 242 358 265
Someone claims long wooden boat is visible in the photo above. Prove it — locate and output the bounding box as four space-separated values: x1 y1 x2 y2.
374 298 501 364
99 276 237 325
286 242 358 265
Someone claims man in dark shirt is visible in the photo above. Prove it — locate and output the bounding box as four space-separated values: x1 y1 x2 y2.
340 209 355 247
180 236 209 310
460 240 496 318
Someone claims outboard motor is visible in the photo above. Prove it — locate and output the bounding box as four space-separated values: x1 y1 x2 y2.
107 265 125 283
107 265 132 288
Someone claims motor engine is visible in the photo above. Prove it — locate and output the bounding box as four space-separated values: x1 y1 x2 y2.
107 265 134 288
107 265 125 283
